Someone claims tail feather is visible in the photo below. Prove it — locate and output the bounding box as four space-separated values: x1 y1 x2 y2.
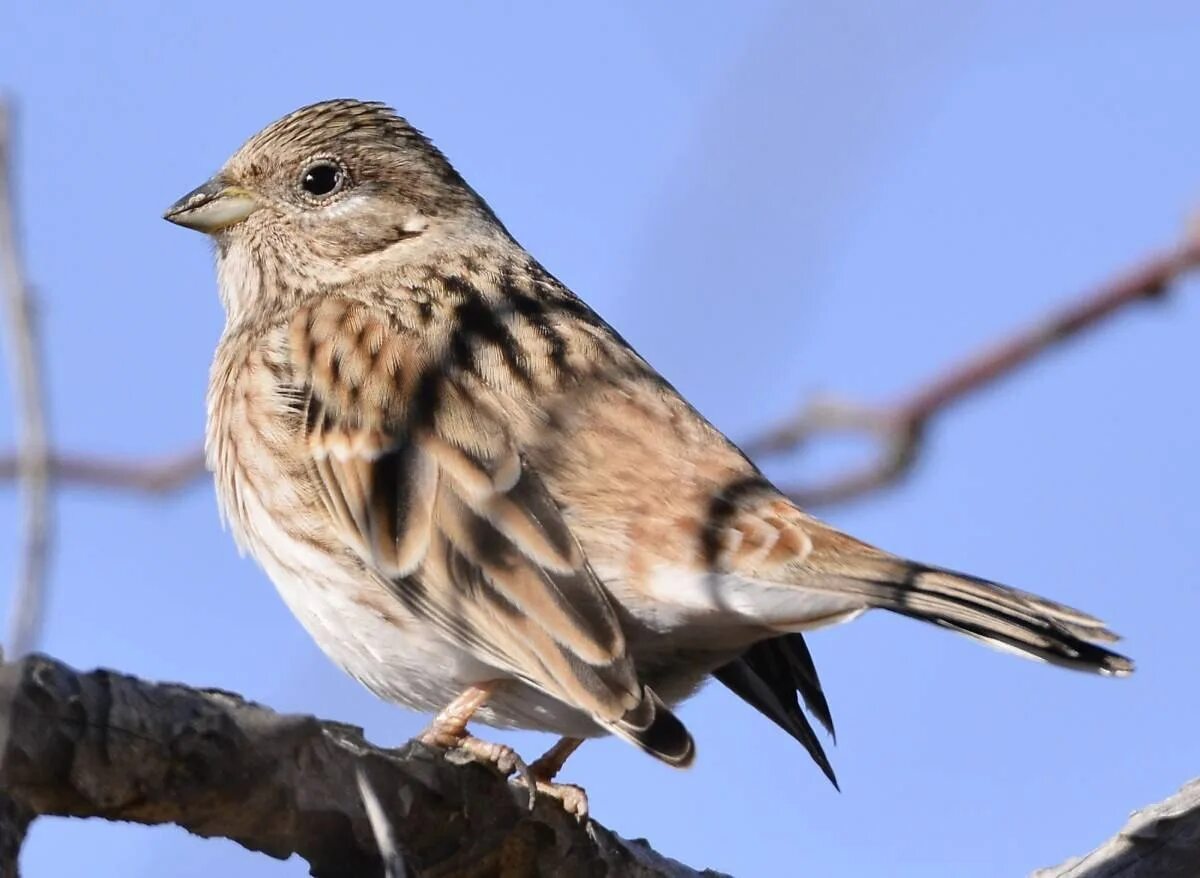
820 553 1134 676
711 535 1131 784
776 633 835 739
713 634 839 789
602 685 695 768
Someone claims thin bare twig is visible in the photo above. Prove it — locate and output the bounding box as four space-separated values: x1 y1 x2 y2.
746 236 1200 507
0 100 53 658
355 767 409 878
0 447 205 494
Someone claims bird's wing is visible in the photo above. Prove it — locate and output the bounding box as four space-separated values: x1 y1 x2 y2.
283 296 691 761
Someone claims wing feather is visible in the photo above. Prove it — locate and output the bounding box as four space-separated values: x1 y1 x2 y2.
288 296 639 722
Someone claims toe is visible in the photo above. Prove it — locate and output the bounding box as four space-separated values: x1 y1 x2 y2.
534 781 589 821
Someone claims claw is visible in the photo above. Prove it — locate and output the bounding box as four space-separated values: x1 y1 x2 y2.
517 737 590 820
525 778 589 821
417 685 543 811
420 729 538 811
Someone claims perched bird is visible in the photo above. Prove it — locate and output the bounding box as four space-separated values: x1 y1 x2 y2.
165 99 1132 815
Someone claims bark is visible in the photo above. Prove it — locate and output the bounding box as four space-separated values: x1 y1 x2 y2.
1034 778 1200 878
0 792 31 878
0 654 726 878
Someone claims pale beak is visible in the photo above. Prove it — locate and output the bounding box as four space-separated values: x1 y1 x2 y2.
163 176 259 233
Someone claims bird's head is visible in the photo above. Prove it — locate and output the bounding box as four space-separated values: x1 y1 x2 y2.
164 99 502 314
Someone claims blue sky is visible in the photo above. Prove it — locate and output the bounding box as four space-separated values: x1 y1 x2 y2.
2 2 1198 875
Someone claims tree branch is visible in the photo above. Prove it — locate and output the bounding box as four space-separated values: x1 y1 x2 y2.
0 100 54 658
0 791 31 878
0 447 206 495
0 654 725 878
744 236 1200 507
1035 778 1200 878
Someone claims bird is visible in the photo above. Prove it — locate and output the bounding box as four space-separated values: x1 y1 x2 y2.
164 99 1132 816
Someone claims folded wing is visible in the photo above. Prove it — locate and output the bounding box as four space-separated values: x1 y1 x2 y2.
288 296 694 765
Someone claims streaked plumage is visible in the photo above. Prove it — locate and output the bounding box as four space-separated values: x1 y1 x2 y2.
167 99 1132 795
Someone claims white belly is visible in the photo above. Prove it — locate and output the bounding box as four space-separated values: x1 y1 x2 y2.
238 480 604 736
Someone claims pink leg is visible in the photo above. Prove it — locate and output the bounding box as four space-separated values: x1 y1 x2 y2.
418 683 528 780
524 736 589 820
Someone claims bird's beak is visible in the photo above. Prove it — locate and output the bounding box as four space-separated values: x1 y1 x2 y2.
163 176 260 233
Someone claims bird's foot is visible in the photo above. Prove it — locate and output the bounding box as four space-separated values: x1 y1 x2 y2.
518 777 589 821
419 725 519 770
418 685 549 812
515 737 589 820
419 725 539 811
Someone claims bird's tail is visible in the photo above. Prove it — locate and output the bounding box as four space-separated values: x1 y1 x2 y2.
804 547 1133 676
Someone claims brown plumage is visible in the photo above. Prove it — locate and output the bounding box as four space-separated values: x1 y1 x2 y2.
165 99 1131 808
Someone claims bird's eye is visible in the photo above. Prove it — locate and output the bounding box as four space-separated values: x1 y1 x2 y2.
299 161 346 199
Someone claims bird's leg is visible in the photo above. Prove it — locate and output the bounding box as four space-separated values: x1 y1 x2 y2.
418 683 532 795
529 736 584 781
521 736 589 820
419 684 493 747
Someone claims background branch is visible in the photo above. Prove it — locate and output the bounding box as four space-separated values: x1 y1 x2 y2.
0 654 724 878
0 100 53 659
744 236 1200 506
0 448 205 495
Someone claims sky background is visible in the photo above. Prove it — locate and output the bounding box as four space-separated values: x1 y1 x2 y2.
2 2 1199 876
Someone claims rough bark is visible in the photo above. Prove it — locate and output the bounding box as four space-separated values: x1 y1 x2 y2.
0 654 725 878
1034 778 1200 878
0 792 31 878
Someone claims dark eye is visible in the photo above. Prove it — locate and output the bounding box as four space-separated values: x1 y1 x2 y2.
299 161 345 198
